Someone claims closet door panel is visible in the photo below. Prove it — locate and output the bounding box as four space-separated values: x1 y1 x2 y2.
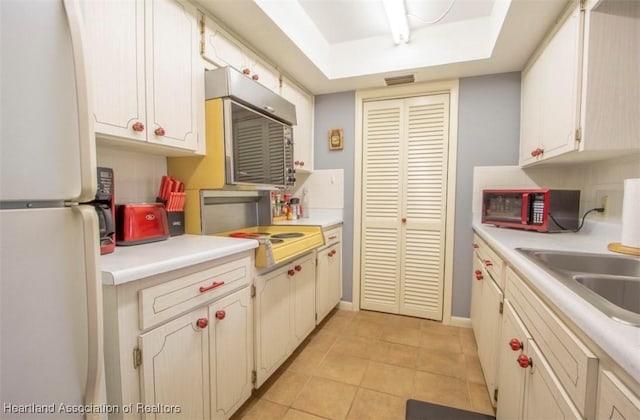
400 95 449 320
361 100 404 312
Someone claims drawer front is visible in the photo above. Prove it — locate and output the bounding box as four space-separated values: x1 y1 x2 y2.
139 256 252 330
506 267 598 417
473 234 504 289
323 226 342 246
597 370 640 420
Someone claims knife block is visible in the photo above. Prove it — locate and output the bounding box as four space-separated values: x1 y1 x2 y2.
156 197 185 236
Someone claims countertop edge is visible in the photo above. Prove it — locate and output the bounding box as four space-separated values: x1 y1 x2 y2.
101 236 258 286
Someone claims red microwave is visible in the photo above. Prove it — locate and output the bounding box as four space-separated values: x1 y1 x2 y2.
481 189 580 232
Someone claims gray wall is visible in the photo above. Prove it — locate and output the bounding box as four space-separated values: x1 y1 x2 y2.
313 91 356 301
313 72 520 316
452 72 521 317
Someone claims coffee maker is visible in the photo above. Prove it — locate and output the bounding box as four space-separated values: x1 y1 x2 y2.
95 167 115 254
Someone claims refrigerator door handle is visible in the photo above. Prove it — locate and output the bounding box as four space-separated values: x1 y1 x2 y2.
63 0 97 203
72 205 105 415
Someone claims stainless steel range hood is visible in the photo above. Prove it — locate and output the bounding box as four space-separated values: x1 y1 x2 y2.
205 66 297 126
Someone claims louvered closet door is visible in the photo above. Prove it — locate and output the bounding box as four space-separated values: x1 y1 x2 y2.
361 99 405 313
400 95 449 320
360 95 449 320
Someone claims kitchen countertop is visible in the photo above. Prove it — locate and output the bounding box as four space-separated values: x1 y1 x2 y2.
101 234 258 286
472 218 640 382
274 208 343 229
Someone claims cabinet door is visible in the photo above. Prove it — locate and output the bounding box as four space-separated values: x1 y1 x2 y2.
523 341 582 419
82 0 146 142
477 275 503 407
496 301 530 420
327 242 342 311
539 6 582 160
291 255 316 346
315 247 331 324
139 307 210 420
280 78 314 172
145 0 200 150
470 255 484 338
254 267 292 387
202 16 248 71
597 370 640 420
209 287 253 420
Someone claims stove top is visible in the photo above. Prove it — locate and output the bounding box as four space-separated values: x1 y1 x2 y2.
212 225 324 268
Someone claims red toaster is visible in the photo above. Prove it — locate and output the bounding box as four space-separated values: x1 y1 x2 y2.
115 203 169 246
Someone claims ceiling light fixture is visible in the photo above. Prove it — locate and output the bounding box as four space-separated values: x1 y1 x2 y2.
382 0 410 44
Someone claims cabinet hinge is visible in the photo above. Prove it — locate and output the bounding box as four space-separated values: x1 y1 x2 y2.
250 284 256 298
315 313 318 321
499 301 504 315
198 17 205 55
575 127 582 142
494 388 499 402
251 370 257 384
579 0 586 11
133 347 142 369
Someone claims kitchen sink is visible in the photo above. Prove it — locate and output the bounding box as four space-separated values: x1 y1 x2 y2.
516 248 640 327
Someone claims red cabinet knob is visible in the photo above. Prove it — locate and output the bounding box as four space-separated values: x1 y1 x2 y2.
242 68 250 75
215 310 226 320
473 243 479 249
132 121 144 132
294 160 300 166
329 250 336 257
531 148 544 157
484 260 493 267
294 265 302 272
299 161 304 167
154 127 165 136
517 354 532 368
474 270 483 280
252 74 259 81
509 338 523 351
288 269 295 276
196 318 208 329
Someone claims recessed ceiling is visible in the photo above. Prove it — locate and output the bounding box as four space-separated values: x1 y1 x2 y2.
195 0 569 94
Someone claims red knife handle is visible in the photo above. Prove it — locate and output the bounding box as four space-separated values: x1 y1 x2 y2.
199 281 224 293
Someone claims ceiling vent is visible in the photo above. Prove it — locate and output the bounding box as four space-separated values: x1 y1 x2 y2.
384 74 415 86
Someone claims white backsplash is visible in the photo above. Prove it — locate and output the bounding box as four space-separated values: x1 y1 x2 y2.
96 146 167 204
291 169 344 209
473 154 640 221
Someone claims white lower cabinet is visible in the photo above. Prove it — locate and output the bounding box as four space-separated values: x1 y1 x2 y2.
208 288 253 419
470 235 504 407
103 252 254 420
316 226 342 324
497 302 581 419
254 252 316 387
139 287 252 420
597 369 640 420
139 307 210 420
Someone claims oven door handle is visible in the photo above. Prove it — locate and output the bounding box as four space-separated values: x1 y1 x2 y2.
521 193 530 224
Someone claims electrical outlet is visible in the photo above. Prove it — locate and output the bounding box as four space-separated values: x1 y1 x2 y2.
600 195 608 216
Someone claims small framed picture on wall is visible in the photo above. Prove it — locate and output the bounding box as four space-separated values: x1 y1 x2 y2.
329 128 344 150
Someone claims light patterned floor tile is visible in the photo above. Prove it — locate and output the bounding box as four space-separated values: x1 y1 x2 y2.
346 388 406 420
291 377 358 420
262 370 311 406
360 361 416 398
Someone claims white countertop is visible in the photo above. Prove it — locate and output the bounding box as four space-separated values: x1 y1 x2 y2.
274 208 343 229
472 218 640 381
101 234 258 286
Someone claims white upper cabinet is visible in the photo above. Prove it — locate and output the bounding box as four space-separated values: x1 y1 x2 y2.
281 77 314 173
202 16 280 94
519 0 640 166
83 0 203 154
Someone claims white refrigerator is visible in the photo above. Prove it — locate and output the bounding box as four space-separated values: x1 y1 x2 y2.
1 0 105 419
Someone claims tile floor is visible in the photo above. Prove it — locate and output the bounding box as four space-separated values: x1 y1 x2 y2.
233 309 495 420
